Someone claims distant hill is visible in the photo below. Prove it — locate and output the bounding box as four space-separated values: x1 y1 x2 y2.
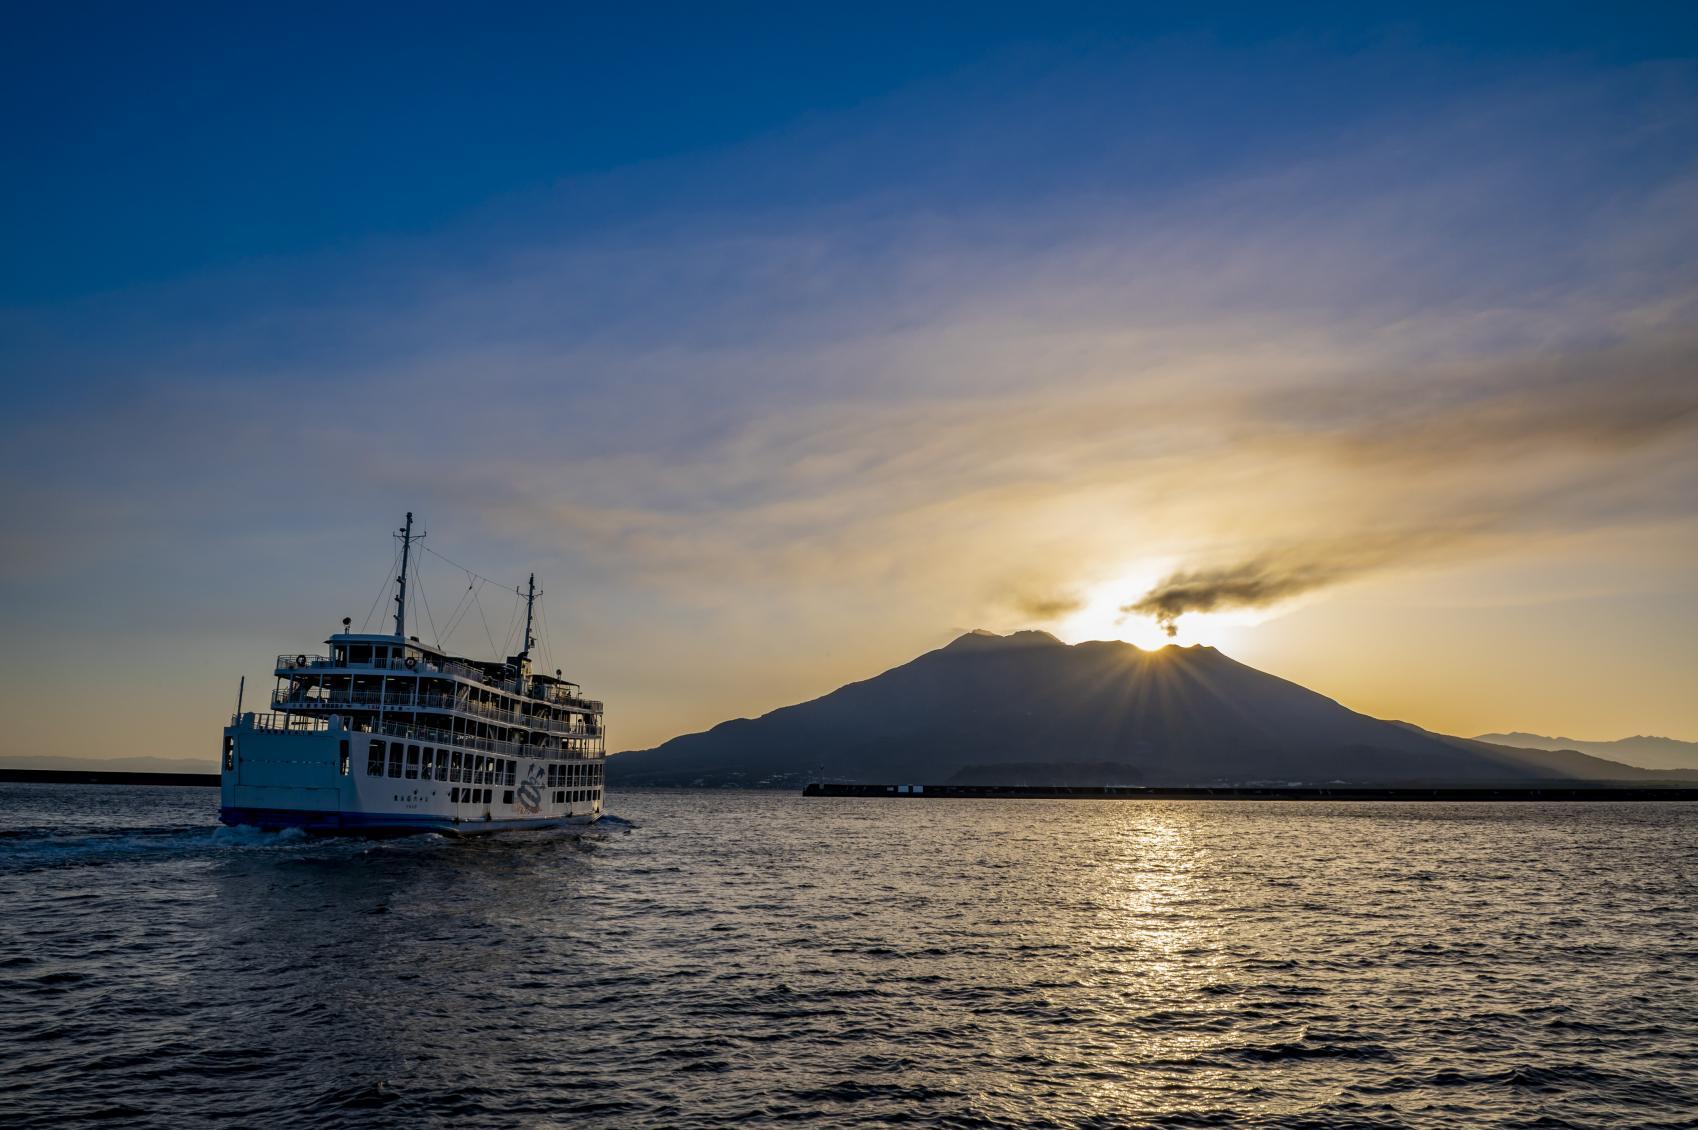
0 754 217 774
610 630 1695 787
1474 732 1698 772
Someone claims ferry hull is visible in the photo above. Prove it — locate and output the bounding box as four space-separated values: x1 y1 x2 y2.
218 806 596 836
221 717 606 837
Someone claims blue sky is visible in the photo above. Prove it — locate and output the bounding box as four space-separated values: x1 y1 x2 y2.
3 3 1697 758
7 2 1695 299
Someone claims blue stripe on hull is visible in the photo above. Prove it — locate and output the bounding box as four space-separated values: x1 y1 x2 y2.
220 807 594 836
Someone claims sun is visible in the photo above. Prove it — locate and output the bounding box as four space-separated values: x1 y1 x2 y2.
1054 571 1267 651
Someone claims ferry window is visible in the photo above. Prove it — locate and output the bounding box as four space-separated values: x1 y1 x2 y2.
482 787 492 804
435 754 449 782
449 750 461 782
387 743 403 777
350 645 372 665
339 740 350 777
405 745 420 779
223 735 235 771
503 789 514 805
421 748 435 779
547 765 558 788
504 761 516 786
450 786 458 803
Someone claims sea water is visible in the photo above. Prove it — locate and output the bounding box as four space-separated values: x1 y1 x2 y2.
1 784 1695 1128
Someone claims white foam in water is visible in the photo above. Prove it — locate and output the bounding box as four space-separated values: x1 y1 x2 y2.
210 825 309 847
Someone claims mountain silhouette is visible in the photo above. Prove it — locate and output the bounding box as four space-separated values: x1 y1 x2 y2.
609 631 1696 787
1474 732 1698 772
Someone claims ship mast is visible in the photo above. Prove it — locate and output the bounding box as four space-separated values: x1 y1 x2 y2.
393 512 422 638
521 572 538 662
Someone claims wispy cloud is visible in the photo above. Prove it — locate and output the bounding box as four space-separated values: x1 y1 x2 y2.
3 44 1697 748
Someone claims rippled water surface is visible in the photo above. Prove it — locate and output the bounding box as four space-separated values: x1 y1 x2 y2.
2 785 1696 1128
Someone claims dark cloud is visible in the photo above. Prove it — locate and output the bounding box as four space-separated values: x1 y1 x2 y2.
1270 337 1698 471
1124 557 1360 636
1013 592 1084 620
1122 333 1698 636
1120 525 1496 636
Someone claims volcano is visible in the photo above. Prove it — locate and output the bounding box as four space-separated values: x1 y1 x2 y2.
609 630 1696 787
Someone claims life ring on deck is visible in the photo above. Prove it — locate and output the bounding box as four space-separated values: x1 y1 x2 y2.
295 654 308 667
404 657 418 670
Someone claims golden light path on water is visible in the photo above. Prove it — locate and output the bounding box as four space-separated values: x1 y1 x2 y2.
1077 808 1236 1115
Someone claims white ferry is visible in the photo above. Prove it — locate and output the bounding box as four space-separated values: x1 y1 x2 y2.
220 514 605 834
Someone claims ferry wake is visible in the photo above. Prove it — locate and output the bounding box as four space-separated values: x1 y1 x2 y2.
220 513 605 835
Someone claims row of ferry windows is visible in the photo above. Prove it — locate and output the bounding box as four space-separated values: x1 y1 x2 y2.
368 740 515 785
339 644 410 665
545 762 602 788
364 740 603 788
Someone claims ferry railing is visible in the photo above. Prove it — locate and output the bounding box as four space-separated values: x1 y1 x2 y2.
363 720 604 761
270 687 602 738
237 712 332 733
275 653 604 712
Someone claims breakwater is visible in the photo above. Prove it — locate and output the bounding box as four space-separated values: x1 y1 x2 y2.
803 782 1698 801
0 769 219 787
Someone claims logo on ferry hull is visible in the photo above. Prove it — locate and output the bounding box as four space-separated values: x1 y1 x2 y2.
515 765 544 814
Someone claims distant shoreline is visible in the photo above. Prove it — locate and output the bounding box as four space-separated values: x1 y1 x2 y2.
0 769 218 787
8 771 1696 801
804 783 1698 801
